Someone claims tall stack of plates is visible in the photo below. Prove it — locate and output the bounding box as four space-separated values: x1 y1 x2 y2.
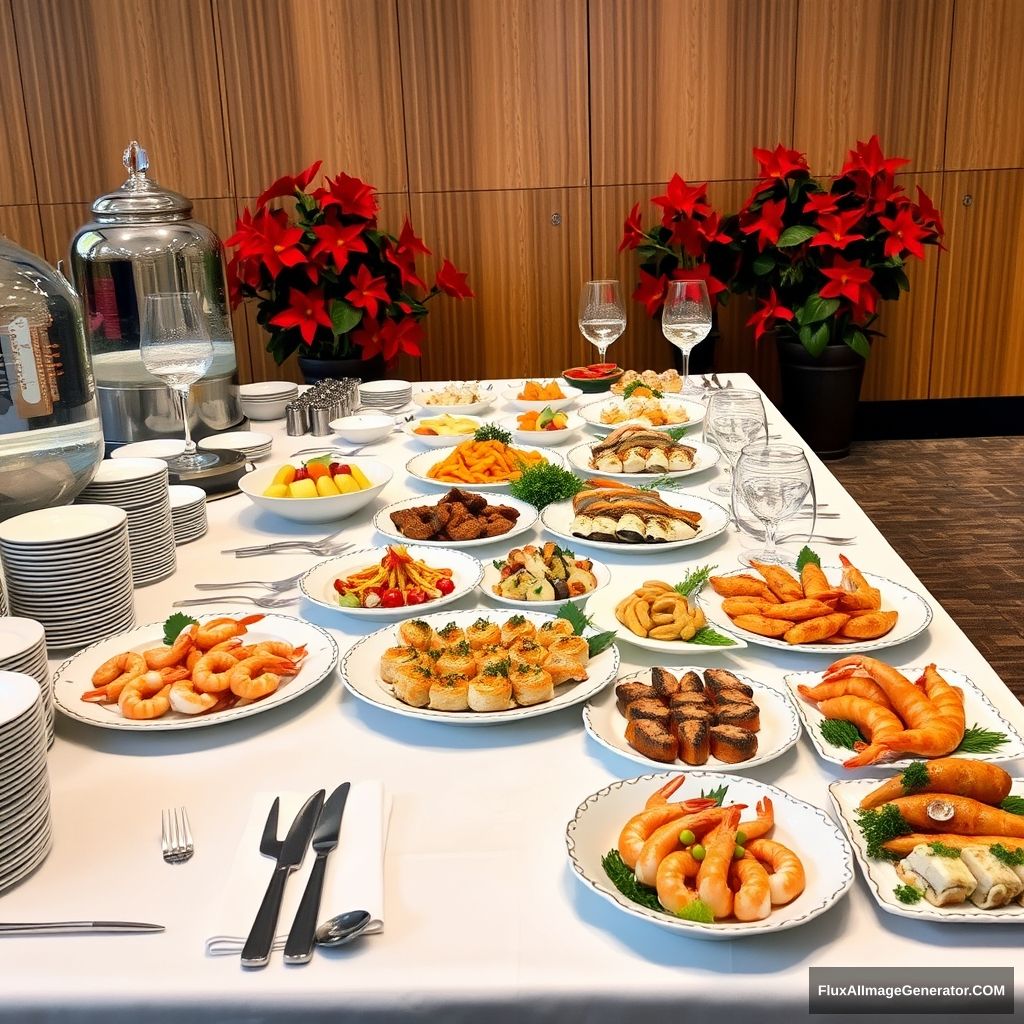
359 379 412 412
77 459 176 587
0 671 52 892
198 430 273 461
0 619 53 746
168 485 208 544
239 381 299 421
0 506 135 649
0 574 7 616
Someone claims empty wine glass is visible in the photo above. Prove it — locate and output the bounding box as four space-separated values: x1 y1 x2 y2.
140 292 217 473
662 279 712 392
703 388 767 497
733 442 813 566
578 280 626 362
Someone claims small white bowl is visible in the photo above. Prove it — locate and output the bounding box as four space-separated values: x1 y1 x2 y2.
237 457 392 523
240 380 299 399
480 553 612 612
412 383 496 416
405 414 485 448
502 381 583 412
328 414 395 445
500 412 584 446
241 398 291 421
199 430 273 454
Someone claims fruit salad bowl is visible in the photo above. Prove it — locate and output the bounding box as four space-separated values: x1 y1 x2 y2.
238 457 393 523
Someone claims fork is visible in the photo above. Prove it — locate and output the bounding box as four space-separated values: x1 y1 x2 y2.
172 593 298 609
222 530 350 555
193 571 308 592
233 541 351 560
161 808 194 865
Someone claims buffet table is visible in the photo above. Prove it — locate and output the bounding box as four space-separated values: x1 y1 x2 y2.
2 373 1021 1023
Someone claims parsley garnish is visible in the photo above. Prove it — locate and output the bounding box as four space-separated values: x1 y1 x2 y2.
856 804 911 859
673 564 715 598
990 844 1024 866
900 761 930 793
893 883 923 904
795 545 821 570
819 719 865 750
474 423 512 445
162 612 197 646
999 796 1024 816
601 849 662 911
927 841 961 859
956 725 1010 754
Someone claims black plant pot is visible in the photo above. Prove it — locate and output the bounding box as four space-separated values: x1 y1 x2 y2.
296 353 387 386
776 339 866 460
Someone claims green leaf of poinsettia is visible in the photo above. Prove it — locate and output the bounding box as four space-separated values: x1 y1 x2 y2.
330 299 362 338
805 322 831 357
847 330 870 358
776 224 817 248
752 254 775 276
797 293 840 326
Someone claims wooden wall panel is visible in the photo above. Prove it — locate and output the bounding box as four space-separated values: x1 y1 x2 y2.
931 170 1024 397
216 0 407 197
0 207 43 254
0 1 35 205
946 0 1024 170
409 188 590 381
793 0 953 176
589 0 797 186
400 0 588 191
13 0 231 204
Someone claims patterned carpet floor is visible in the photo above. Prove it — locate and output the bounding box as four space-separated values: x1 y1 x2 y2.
831 437 1024 705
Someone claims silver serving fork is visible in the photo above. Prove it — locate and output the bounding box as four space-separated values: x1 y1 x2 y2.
161 808 194 864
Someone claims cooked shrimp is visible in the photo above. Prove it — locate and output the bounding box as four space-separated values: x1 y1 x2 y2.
645 776 687 808
696 808 741 919
878 664 965 758
228 655 295 701
143 629 195 669
192 651 244 694
815 694 905 768
745 838 805 905
836 554 881 611
252 641 306 661
168 679 220 715
800 562 844 602
617 779 714 870
797 676 894 710
825 656 934 728
730 856 772 921
656 851 700 914
118 671 172 720
82 652 147 703
749 560 803 602
634 806 737 887
738 797 775 841
193 614 264 651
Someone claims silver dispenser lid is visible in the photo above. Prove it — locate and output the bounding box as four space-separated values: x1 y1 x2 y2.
89 141 192 223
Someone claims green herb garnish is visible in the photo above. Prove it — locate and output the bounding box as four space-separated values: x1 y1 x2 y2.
162 612 197 646
453 640 472 656
674 899 714 923
856 804 911 859
819 718 865 750
474 423 512 445
601 849 662 911
508 614 527 626
900 761 930 793
795 545 821 571
482 657 510 677
665 426 691 442
927 841 962 859
556 601 617 657
893 883 923 904
508 462 585 510
701 784 729 807
990 844 1024 867
956 724 1009 754
688 626 736 646
673 564 715 598
622 380 663 399
492 559 504 570
999 796 1024 816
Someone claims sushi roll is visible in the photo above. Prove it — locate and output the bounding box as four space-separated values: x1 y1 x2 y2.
960 847 1024 909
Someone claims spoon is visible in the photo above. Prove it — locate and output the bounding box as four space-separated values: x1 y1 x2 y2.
314 910 375 948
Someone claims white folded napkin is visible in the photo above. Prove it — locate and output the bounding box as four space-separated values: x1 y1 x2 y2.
205 782 390 957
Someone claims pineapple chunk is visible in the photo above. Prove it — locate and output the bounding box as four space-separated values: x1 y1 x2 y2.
316 475 340 497
348 464 371 490
334 473 360 494
263 483 290 498
288 478 318 499
272 464 297 486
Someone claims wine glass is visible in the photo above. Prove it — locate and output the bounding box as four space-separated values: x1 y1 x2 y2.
578 280 626 363
733 442 813 566
140 292 217 473
662 279 711 391
703 388 767 497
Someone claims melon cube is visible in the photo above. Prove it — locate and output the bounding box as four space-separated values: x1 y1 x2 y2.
288 478 318 499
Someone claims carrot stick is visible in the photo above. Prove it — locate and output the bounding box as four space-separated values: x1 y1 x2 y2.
881 794 1024 838
858 758 1012 810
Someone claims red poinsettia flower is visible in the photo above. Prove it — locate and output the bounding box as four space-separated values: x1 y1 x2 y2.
244 209 307 277
435 259 474 299
803 191 841 216
878 206 929 260
345 264 391 319
849 282 881 322
269 287 333 345
697 210 731 246
256 160 323 209
618 203 644 252
672 263 727 305
652 175 711 224
809 209 866 250
319 172 378 220
752 144 809 180
819 256 874 305
669 215 710 259
633 269 668 317
840 136 910 179
353 316 425 362
915 186 945 235
740 197 787 251
746 288 795 342
311 219 368 271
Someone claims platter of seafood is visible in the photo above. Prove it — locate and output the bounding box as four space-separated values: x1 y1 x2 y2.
540 483 729 552
565 772 854 938
374 490 538 548
578 394 705 435
566 428 720 480
52 612 339 731
583 666 801 773
830 759 1024 922
339 608 619 725
699 559 932 653
785 658 1024 768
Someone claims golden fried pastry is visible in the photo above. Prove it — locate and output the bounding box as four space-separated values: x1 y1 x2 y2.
466 618 500 649
760 598 840 622
509 638 547 667
468 673 513 712
709 575 779 602
677 671 704 694
543 652 589 686
399 620 440 652
547 635 589 666
783 612 850 644
840 610 899 640
380 646 422 684
678 718 710 765
500 615 536 647
625 719 678 763
709 724 758 763
716 702 760 733
435 642 478 679
429 674 470 711
733 614 794 638
436 622 466 647
650 667 682 701
392 663 433 708
624 698 672 728
509 663 554 706
535 619 575 647
748 560 804 603
615 681 657 714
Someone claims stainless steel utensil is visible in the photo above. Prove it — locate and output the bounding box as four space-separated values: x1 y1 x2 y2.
284 782 351 964
222 530 350 555
172 593 298 609
314 910 375 948
161 807 194 864
0 921 165 935
194 571 307 592
241 790 325 969
234 543 350 560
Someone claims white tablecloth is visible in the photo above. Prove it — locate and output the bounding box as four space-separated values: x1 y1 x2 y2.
2 374 1021 1023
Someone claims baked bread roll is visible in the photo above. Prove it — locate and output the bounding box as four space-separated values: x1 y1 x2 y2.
398 620 440 652
535 619 575 647
392 664 433 708
650 667 682 701
380 646 421 684
500 616 536 647
509 638 547 666
468 673 513 712
615 681 657 715
677 671 704 694
429 674 470 711
624 698 671 728
716 702 760 732
703 668 748 696
466 618 500 649
509 663 554 706
543 652 589 686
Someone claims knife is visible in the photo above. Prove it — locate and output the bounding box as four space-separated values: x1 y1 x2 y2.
283 782 351 964
0 921 164 935
240 789 325 968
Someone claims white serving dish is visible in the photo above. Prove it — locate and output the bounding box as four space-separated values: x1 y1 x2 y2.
404 415 486 448
111 439 186 460
412 385 496 416
372 493 539 549
565 437 720 480
480 552 611 611
578 394 706 435
500 412 585 445
327 414 395 444
404 445 565 492
502 381 583 412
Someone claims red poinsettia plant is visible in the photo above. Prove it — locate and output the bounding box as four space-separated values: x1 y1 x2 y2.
226 162 473 365
728 137 944 356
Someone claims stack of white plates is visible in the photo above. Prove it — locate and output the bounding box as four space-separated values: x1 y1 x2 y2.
198 430 273 461
0 575 7 616
169 485 208 544
359 379 412 412
0 619 52 746
0 671 52 892
239 381 299 420
0 506 135 648
111 438 186 461
77 459 176 587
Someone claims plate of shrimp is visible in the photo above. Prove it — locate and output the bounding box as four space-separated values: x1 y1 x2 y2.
565 772 854 938
785 656 1024 769
52 611 339 731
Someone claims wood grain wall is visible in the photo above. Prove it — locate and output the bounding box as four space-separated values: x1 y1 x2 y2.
0 0 1019 399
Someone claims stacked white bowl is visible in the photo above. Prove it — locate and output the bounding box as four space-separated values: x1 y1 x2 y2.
0 506 135 648
198 430 273 461
359 379 412 412
0 671 52 892
76 459 176 587
239 381 299 421
168 484 208 544
0 619 52 746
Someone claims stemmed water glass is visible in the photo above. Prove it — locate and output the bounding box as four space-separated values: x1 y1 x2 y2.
661 279 712 391
703 388 767 497
140 292 217 473
578 280 626 363
732 442 814 566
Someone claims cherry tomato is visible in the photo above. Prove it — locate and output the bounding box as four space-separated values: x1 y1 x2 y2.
435 577 456 596
333 579 347 594
380 588 405 608
404 589 427 605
